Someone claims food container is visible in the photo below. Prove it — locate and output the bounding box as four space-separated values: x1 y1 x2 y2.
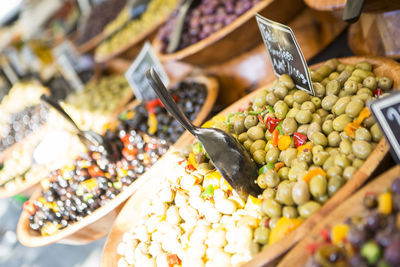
304 0 400 12
101 56 400 267
278 165 400 266
16 75 218 246
152 0 304 66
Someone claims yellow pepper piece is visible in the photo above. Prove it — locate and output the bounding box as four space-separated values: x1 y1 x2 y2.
82 178 98 192
344 122 359 139
203 171 221 189
245 195 261 211
202 115 226 128
188 153 200 169
41 222 61 236
378 192 392 215
148 113 158 135
278 135 291 150
269 217 302 245
220 176 233 192
302 168 326 184
274 162 285 172
356 107 371 125
297 142 313 155
331 224 350 245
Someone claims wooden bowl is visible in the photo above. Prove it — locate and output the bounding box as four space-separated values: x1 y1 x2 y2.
278 165 400 267
304 0 400 12
152 0 305 66
76 32 106 55
16 75 218 246
101 56 400 267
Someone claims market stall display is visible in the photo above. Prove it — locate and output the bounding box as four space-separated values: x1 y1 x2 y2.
94 0 178 63
278 165 400 267
101 56 400 267
152 0 304 66
16 75 218 246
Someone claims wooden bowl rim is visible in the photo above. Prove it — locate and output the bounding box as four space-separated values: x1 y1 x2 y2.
16 74 219 247
152 0 274 63
101 56 400 267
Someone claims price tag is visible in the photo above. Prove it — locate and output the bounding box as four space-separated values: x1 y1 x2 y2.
370 91 400 163
125 41 169 102
255 14 314 96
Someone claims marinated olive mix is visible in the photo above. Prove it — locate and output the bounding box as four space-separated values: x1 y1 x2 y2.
119 81 207 143
0 103 49 152
306 178 400 267
159 0 262 53
26 130 169 235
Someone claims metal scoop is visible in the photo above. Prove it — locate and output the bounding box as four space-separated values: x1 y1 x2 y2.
146 68 262 198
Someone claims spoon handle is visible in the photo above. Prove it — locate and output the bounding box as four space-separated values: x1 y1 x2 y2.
146 68 197 135
40 95 82 133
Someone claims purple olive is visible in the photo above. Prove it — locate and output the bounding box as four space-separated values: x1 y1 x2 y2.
391 178 400 194
384 240 400 266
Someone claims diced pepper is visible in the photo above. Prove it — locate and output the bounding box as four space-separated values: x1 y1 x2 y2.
249 110 263 116
227 112 243 123
302 168 326 184
266 117 281 133
266 105 274 113
259 162 274 174
245 195 262 211
167 254 181 267
356 107 371 125
271 129 279 146
88 165 104 177
40 179 51 191
294 132 307 148
201 185 215 199
192 142 204 154
374 88 383 97
305 242 325 254
331 224 349 245
148 113 158 135
203 171 221 189
23 201 37 215
122 147 138 161
278 135 291 150
220 176 233 192
276 121 284 135
297 142 313 155
202 115 226 128
185 164 196 173
344 122 359 139
361 241 382 265
257 114 264 123
269 217 303 245
319 229 330 242
81 178 98 192
188 153 199 169
113 181 122 190
378 192 392 215
274 162 285 172
41 222 61 236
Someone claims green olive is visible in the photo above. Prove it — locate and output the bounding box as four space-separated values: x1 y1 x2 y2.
283 148 297 167
311 97 322 109
326 80 341 96
327 131 340 147
336 63 346 72
316 65 332 78
355 127 372 141
329 72 339 80
310 71 323 82
357 88 373 96
243 139 253 150
332 96 351 115
298 150 312 164
269 217 280 229
254 227 270 245
278 167 290 180
257 173 268 189
362 76 377 90
284 95 295 109
325 58 340 70
281 117 297 135
336 70 352 86
265 147 280 164
297 124 309 136
363 115 375 128
343 80 359 96
313 151 330 166
312 145 324 155
322 120 334 135
334 154 351 168
238 132 248 143
253 150 266 165
264 169 280 188
355 61 372 71
244 115 258 129
266 92 278 106
344 65 356 73
247 126 265 141
311 114 322 125
352 140 372 159
279 74 295 89
322 156 335 171
232 115 246 134
310 175 327 198
301 101 316 113
250 140 266 154
313 82 326 98
332 114 352 131
328 176 345 197
254 90 268 108
343 166 356 180
298 201 321 218
263 188 276 199
274 84 288 99
261 199 282 218
321 95 339 111
288 164 307 182
292 180 310 205
353 158 364 168
294 90 311 104
265 130 272 141
311 132 328 147
274 101 289 119
214 121 230 133
295 110 312 124
352 93 371 102
377 76 393 91
370 123 382 142
307 122 322 140
327 166 343 179
339 139 352 155
282 206 298 218
327 147 340 156
348 75 362 83
352 69 373 80
276 181 294 206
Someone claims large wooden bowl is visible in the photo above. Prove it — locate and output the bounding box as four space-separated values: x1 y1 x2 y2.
101 56 400 267
304 0 400 12
278 165 400 267
16 75 218 246
152 0 304 66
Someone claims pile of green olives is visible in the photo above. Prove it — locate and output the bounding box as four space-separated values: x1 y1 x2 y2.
216 59 392 230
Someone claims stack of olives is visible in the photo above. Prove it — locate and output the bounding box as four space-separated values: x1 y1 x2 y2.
158 0 261 52
216 59 391 227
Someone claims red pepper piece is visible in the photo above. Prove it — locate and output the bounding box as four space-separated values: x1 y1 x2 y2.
122 147 138 161
320 228 331 242
374 88 383 97
305 242 325 254
167 254 181 267
120 134 131 145
23 201 37 215
294 132 308 148
88 165 104 177
271 129 279 146
144 143 157 152
266 117 281 133
257 114 264 123
185 164 196 173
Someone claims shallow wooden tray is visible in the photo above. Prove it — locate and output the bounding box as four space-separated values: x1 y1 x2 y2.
76 31 106 55
152 0 304 66
278 165 400 266
16 75 218 246
304 0 400 12
101 56 400 267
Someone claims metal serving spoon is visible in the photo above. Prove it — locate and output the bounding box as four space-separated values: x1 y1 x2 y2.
40 95 113 156
146 68 262 198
